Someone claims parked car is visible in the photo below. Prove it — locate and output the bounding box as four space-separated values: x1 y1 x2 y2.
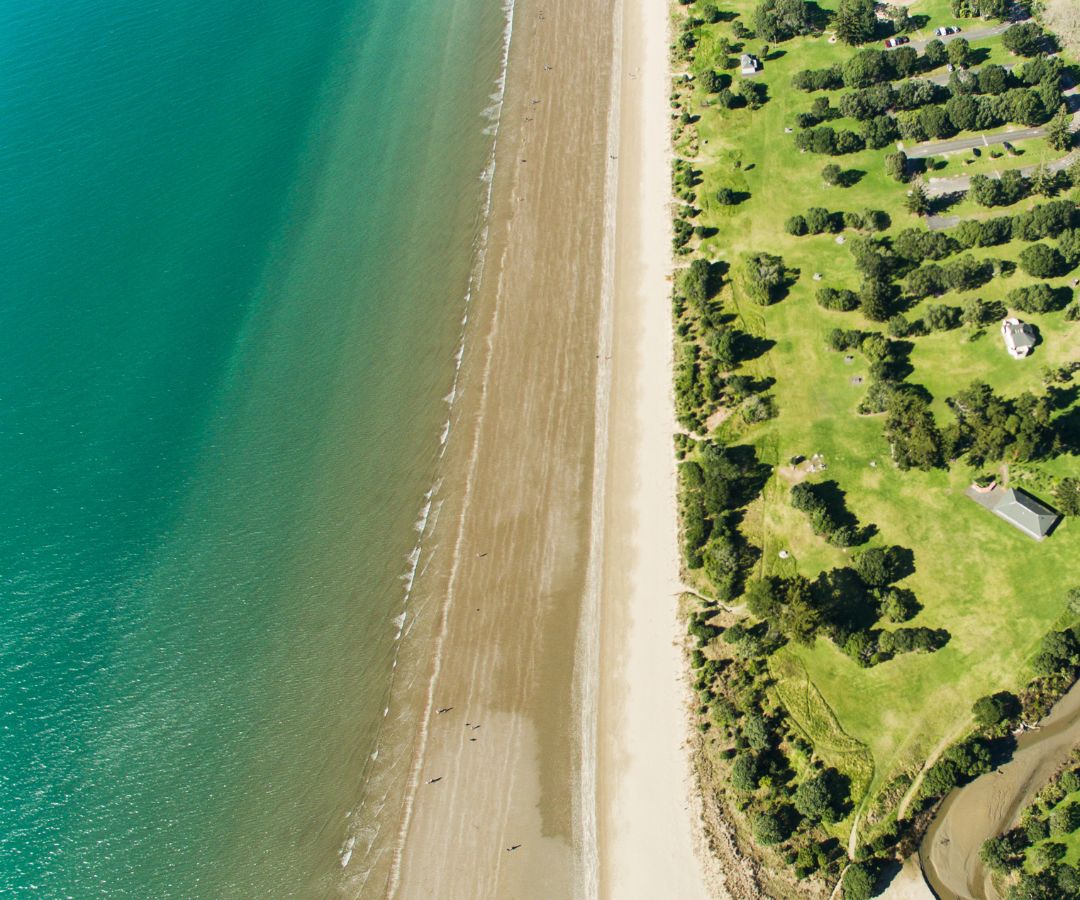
884 36 910 48
935 25 961 36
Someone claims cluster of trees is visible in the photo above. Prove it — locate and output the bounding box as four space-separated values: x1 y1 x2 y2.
753 0 815 43
903 254 994 300
833 0 877 47
688 624 855 883
1018 241 1075 279
1002 22 1049 58
673 259 779 431
679 442 771 599
969 170 1030 208
734 251 793 306
794 125 867 155
917 736 994 804
895 85 1057 143
950 0 1008 19
953 199 1079 246
785 207 889 236
946 382 1055 467
790 480 872 547
739 543 940 667
980 757 1080 897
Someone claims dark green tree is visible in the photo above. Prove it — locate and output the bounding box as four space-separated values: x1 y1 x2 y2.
834 0 877 46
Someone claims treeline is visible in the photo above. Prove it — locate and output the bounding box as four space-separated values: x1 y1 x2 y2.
673 260 777 431
825 328 943 470
946 381 1059 467
790 480 872 547
973 589 1080 898
785 207 890 236
794 33 1055 94
686 606 853 882
679 440 771 599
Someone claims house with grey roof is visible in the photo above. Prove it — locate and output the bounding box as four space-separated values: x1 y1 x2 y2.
967 485 1060 540
1001 317 1036 359
740 54 762 76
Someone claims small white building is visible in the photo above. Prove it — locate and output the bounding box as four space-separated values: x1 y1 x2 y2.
740 54 761 76
1001 317 1036 359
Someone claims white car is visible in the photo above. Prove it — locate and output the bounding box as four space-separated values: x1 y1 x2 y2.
935 25 961 36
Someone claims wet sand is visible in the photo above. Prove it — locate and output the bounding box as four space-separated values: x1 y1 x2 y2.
921 681 1080 900
386 0 616 896
381 0 718 896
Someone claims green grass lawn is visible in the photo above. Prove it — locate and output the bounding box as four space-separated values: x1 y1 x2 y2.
681 0 1080 835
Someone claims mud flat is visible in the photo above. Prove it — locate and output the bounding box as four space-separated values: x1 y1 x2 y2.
921 681 1080 900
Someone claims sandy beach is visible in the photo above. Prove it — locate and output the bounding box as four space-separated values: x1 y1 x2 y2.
597 0 717 898
382 0 716 897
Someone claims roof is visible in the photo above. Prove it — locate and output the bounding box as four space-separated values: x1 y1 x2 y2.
1002 319 1036 350
991 488 1059 540
740 54 760 68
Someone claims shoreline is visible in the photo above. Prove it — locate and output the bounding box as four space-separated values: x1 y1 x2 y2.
382 0 618 895
376 0 725 895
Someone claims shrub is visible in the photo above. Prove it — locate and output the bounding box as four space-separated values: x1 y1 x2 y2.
751 809 790 845
841 862 875 900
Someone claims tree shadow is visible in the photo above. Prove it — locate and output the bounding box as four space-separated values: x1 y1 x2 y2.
1055 406 1080 453
969 47 991 67
840 169 866 187
734 332 776 363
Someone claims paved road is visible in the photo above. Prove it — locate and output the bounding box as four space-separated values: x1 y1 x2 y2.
904 85 1080 160
924 149 1078 198
906 21 1012 54
904 125 1048 158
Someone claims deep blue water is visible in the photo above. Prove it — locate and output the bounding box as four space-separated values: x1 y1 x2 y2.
0 0 504 893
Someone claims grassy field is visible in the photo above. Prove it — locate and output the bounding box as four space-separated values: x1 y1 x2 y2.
679 0 1080 839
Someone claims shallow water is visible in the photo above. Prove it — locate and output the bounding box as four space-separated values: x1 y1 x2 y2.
0 0 505 894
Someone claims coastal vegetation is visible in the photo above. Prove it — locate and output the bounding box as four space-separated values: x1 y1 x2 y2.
670 0 1080 895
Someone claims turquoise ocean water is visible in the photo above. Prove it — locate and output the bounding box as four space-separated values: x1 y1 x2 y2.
0 0 507 894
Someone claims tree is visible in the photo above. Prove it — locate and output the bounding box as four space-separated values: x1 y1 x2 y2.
754 0 814 42
716 186 740 205
730 752 761 791
835 0 877 46
945 37 971 69
972 693 1014 727
978 64 1009 95
736 252 788 305
822 163 843 186
842 862 875 900
1019 243 1066 279
701 3 722 23
1050 801 1080 836
1047 105 1073 153
923 38 947 69
980 835 1017 874
1057 480 1080 517
794 769 848 823
906 181 930 217
751 809 790 845
854 546 897 586
885 150 908 182
700 70 725 93
1002 23 1044 57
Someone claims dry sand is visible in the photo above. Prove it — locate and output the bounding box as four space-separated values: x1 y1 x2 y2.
597 0 717 898
380 0 718 897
